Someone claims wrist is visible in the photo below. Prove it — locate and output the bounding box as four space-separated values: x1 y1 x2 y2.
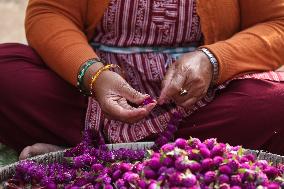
198 48 219 86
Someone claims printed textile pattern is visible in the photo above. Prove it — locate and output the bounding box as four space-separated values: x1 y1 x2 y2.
85 0 284 143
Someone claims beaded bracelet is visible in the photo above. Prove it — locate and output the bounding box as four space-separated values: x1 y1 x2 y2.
89 64 120 96
198 48 219 86
77 58 103 96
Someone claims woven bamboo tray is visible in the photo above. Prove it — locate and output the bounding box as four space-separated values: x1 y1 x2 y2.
1 142 284 183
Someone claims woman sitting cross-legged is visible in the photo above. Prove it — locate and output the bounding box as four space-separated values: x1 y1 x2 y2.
0 0 284 159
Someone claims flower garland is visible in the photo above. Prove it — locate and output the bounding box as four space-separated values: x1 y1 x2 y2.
4 97 284 189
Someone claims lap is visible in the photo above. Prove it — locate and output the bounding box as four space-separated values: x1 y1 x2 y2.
177 79 284 155
0 43 86 151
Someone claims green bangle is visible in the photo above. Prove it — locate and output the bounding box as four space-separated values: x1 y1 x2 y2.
77 58 102 96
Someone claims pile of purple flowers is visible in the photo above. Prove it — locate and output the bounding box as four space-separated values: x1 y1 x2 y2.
7 137 284 188
5 97 284 188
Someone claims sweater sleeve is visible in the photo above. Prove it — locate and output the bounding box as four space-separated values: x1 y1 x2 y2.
203 0 284 84
25 0 98 85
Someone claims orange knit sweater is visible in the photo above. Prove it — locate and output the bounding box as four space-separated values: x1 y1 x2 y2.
25 0 284 85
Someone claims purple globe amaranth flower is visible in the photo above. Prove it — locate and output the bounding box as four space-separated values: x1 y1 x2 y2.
175 138 188 149
148 157 161 170
122 172 139 183
200 147 211 159
243 154 256 162
256 172 269 185
155 136 169 149
188 161 201 173
188 137 201 148
211 143 225 157
167 124 177 133
181 172 197 187
45 182 57 189
112 170 122 181
255 160 269 170
263 166 279 179
204 171 216 184
138 180 147 189
201 158 214 171
91 163 104 172
219 165 233 175
204 138 217 150
162 156 174 167
161 143 175 153
115 179 125 188
266 183 281 189
148 181 161 189
218 174 229 184
143 168 156 179
231 174 242 185
158 166 168 175
169 172 183 186
175 156 192 172
104 184 113 189
142 96 155 106
119 163 133 172
213 156 224 167
219 183 230 189
228 159 239 172
231 186 242 189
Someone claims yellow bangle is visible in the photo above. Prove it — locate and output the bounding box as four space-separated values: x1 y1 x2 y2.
89 64 120 96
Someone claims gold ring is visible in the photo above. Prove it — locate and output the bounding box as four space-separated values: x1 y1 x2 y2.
179 88 188 96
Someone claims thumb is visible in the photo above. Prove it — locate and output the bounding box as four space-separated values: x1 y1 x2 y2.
119 80 149 105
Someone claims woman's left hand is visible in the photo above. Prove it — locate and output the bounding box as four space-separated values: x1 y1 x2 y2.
158 51 213 108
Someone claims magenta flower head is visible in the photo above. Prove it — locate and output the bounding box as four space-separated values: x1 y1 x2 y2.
200 147 211 159
138 180 147 189
119 163 133 172
213 156 224 166
142 96 155 106
201 158 214 171
219 165 233 175
231 174 242 185
148 181 161 189
175 138 188 149
175 156 191 172
182 173 197 187
219 183 230 189
204 171 216 184
218 174 229 184
211 144 225 157
188 161 201 173
143 168 156 179
148 157 161 170
167 124 177 133
188 137 201 148
162 156 174 167
266 183 281 189
104 184 113 189
112 170 122 181
115 179 125 188
230 186 242 189
255 160 269 170
256 172 268 185
263 166 279 179
204 138 217 150
169 172 183 186
123 172 139 183
91 163 104 172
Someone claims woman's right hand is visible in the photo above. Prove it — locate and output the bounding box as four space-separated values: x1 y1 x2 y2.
89 68 156 124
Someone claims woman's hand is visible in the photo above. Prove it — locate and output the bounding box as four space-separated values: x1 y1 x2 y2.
158 51 213 108
92 70 157 123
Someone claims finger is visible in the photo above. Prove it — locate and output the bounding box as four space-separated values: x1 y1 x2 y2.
159 72 185 105
118 81 149 105
161 64 175 90
179 96 198 109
